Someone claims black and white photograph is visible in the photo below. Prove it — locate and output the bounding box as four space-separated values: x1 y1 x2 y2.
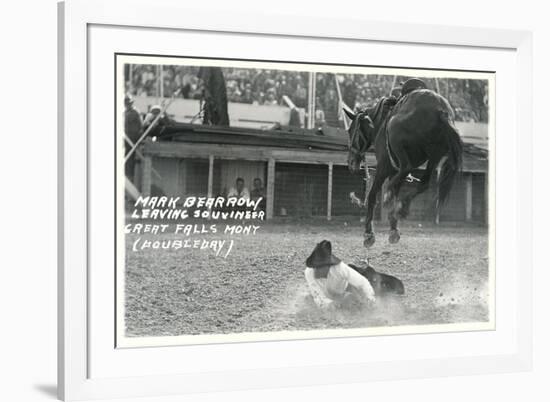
116 54 494 347
4 0 548 399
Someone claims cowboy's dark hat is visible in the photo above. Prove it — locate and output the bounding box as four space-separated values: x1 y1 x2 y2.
306 240 341 268
400 78 427 96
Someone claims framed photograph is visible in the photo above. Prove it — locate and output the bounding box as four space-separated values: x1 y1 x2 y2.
58 0 533 400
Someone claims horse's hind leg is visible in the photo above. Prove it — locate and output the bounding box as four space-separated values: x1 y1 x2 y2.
387 180 406 244
383 139 416 244
383 150 413 207
383 171 415 244
388 208 401 244
395 159 435 219
363 166 389 248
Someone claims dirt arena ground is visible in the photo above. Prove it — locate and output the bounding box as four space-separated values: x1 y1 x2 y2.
124 219 490 338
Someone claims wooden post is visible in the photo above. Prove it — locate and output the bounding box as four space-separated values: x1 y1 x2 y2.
484 172 489 225
435 165 441 224
133 156 141 192
465 172 473 222
266 158 275 220
158 65 163 100
207 155 214 198
178 159 187 198
206 155 214 220
307 72 316 129
141 155 152 197
327 162 333 221
128 64 133 92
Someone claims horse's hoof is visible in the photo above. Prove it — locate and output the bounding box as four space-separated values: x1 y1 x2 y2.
363 233 376 248
388 229 401 244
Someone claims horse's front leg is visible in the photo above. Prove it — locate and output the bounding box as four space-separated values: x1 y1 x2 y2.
363 168 388 248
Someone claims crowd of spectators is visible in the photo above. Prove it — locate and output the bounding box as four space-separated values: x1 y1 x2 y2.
124 64 489 123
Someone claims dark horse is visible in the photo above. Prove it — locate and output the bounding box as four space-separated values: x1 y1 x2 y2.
344 84 463 247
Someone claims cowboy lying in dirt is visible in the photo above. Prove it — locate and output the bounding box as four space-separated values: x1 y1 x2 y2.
304 240 404 309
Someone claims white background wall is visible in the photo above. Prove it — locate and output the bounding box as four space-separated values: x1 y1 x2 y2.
0 0 547 401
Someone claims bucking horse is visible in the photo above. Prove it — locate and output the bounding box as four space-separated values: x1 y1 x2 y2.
344 78 463 248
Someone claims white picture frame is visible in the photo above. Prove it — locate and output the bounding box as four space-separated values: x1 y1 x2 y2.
58 0 533 400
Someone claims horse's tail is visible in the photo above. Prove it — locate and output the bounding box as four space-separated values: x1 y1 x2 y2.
437 113 463 206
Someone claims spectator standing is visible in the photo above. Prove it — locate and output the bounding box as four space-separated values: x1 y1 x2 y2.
314 97 326 127
124 94 143 179
293 83 307 108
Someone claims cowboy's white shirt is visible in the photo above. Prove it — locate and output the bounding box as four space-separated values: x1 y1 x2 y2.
304 262 376 308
